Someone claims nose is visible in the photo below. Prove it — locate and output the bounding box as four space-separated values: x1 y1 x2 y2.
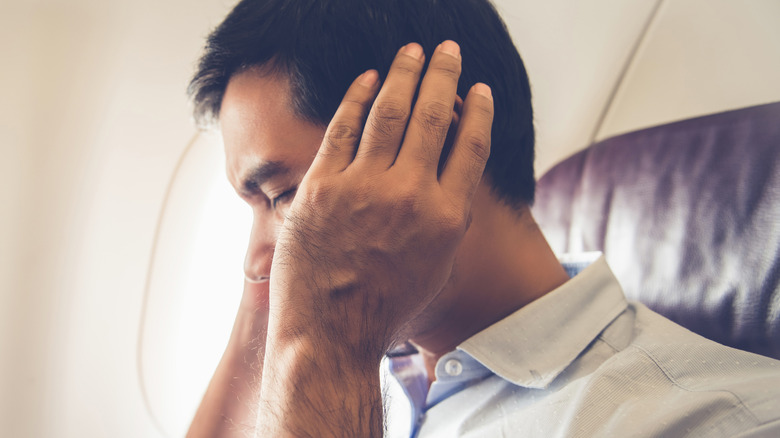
244 213 277 283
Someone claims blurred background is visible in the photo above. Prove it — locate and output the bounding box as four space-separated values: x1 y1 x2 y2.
1 0 779 436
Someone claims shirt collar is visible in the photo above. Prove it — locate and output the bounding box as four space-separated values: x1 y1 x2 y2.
458 255 627 389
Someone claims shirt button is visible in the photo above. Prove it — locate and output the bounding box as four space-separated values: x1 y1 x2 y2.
444 359 463 376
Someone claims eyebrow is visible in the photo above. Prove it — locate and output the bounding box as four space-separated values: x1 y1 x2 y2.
238 160 290 196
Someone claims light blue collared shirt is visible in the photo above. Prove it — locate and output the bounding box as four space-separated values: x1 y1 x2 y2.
383 256 780 437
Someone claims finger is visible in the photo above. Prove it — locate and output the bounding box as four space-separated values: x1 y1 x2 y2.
395 40 462 175
440 83 493 203
354 43 425 168
309 70 380 175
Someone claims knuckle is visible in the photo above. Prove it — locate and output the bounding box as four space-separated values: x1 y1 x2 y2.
373 100 409 123
320 136 342 157
392 57 423 77
327 122 360 143
414 100 452 130
462 132 491 162
362 101 409 145
392 195 422 223
386 184 421 215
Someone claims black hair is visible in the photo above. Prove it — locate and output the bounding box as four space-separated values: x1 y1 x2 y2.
189 0 535 206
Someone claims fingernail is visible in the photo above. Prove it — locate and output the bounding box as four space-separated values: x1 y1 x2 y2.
402 43 424 60
359 70 378 86
473 83 492 99
439 40 460 58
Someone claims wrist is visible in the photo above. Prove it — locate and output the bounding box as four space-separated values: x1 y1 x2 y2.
269 275 397 365
258 334 384 437
268 309 390 371
273 328 384 375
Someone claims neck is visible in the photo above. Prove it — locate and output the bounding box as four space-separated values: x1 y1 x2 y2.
409 185 570 380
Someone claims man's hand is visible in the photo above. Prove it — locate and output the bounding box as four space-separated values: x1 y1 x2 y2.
258 41 493 437
274 39 493 359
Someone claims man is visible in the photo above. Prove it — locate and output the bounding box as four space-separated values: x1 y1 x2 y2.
185 0 780 436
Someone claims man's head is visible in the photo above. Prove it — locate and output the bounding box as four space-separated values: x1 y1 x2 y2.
189 0 535 207
194 0 563 356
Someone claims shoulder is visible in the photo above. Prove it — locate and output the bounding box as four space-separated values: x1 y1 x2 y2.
592 302 780 437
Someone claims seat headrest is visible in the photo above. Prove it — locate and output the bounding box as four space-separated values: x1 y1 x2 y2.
533 102 780 359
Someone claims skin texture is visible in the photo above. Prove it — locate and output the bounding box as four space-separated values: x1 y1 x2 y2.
188 41 570 437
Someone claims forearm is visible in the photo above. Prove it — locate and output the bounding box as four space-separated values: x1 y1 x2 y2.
256 335 384 438
188 307 267 438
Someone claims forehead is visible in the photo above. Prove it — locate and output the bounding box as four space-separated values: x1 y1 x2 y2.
219 69 325 188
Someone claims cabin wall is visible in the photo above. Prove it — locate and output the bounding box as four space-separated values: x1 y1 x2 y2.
0 1 230 436
597 0 780 141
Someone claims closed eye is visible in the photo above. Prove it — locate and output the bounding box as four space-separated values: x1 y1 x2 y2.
271 186 298 209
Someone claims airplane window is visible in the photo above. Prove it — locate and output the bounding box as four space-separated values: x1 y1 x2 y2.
137 132 250 437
